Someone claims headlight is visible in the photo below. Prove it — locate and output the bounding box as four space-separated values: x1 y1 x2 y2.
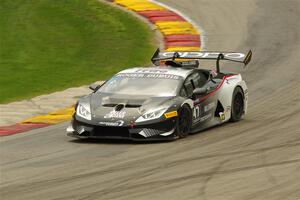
76 103 91 120
135 108 168 123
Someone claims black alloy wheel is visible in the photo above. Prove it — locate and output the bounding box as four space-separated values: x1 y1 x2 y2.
175 104 192 138
230 87 244 122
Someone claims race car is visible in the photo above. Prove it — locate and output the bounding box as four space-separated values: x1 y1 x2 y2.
67 49 252 141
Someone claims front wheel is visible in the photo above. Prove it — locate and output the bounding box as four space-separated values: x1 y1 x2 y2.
230 87 244 122
174 104 192 138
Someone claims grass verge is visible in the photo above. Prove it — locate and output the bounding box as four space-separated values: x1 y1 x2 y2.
0 0 155 103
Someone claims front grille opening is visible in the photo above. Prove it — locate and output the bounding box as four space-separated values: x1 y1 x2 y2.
130 133 145 139
94 126 130 138
79 131 90 136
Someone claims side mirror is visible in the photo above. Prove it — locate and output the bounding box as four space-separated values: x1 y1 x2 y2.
193 87 208 95
89 83 101 92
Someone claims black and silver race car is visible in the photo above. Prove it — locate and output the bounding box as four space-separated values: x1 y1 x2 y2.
67 49 252 141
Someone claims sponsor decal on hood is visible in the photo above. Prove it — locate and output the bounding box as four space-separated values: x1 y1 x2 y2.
98 120 124 126
104 110 126 119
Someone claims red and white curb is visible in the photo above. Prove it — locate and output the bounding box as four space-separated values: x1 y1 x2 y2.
114 0 203 51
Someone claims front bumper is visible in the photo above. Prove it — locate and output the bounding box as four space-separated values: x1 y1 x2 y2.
67 118 177 141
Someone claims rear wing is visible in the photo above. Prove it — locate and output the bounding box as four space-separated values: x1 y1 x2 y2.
151 48 252 73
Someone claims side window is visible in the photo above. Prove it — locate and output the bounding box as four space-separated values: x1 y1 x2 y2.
193 72 208 88
183 75 195 97
184 81 194 97
179 87 187 97
183 71 208 98
192 73 201 88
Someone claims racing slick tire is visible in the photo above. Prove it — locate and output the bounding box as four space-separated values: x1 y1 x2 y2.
174 104 192 138
230 87 244 122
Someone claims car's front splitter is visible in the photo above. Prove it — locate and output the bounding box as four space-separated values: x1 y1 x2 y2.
67 118 177 141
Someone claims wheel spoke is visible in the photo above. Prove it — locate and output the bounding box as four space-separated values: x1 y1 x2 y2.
234 93 243 116
179 108 190 134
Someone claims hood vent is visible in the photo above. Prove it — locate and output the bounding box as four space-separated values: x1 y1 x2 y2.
102 96 146 107
102 103 141 108
102 103 118 107
125 104 141 108
115 104 125 111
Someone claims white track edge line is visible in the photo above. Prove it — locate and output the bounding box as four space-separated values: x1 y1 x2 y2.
149 0 206 50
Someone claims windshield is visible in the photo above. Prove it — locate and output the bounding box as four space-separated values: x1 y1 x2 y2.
98 73 183 96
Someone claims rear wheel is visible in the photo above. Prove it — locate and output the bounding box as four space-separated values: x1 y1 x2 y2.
230 87 244 122
174 104 192 138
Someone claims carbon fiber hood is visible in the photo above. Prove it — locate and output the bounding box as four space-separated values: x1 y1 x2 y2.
80 93 178 125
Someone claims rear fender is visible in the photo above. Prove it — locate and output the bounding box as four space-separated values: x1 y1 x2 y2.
218 74 248 121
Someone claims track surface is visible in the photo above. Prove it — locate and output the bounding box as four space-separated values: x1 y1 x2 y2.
1 0 300 199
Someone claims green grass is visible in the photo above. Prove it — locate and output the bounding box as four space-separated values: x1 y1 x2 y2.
0 0 155 103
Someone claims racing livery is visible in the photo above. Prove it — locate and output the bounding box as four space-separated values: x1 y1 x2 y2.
67 49 252 140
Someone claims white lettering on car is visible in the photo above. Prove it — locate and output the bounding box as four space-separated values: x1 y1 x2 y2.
104 110 126 119
193 104 213 123
116 73 180 80
98 120 124 126
135 69 167 73
161 52 245 60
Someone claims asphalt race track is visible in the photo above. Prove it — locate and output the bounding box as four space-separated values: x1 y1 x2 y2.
1 0 299 199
